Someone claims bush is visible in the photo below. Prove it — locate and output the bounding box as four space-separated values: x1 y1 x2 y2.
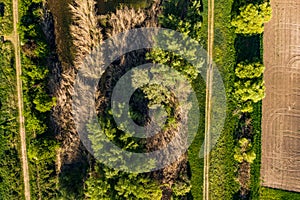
231 2 272 35
234 138 256 164
235 61 265 79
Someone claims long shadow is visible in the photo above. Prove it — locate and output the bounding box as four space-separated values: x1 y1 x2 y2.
58 154 89 199
0 3 5 17
234 35 261 63
231 0 263 63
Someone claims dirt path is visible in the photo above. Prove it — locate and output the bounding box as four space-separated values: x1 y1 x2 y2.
10 0 31 198
203 0 214 199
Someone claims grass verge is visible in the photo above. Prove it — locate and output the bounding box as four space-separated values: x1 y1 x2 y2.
260 187 300 200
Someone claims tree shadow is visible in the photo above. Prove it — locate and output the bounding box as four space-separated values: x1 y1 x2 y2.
0 3 5 17
57 149 90 199
234 35 261 63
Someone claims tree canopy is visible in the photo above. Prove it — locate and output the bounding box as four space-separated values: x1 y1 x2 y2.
231 2 272 35
235 61 265 79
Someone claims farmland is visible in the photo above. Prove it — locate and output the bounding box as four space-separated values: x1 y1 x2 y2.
261 0 300 193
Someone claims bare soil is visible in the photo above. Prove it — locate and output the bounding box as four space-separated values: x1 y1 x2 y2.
261 0 300 193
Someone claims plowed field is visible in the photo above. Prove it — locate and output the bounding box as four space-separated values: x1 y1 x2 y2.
261 0 300 193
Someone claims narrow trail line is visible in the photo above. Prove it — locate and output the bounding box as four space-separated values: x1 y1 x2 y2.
203 0 214 199
10 0 31 198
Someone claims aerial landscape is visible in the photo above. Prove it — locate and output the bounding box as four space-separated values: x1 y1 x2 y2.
0 0 299 199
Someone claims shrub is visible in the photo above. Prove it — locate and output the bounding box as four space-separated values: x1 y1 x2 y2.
231 2 272 35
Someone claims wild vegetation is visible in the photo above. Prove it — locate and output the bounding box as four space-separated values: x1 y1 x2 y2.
260 187 300 200
0 41 24 199
234 61 265 113
68 0 169 199
0 0 13 34
19 0 59 198
231 0 272 199
192 0 241 199
3 0 296 199
231 2 272 35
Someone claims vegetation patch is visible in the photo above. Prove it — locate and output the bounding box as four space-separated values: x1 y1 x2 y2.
0 0 13 34
19 0 59 198
260 187 300 200
0 41 23 199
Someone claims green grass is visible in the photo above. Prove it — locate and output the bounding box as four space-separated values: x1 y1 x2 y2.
209 0 241 198
187 0 206 198
250 101 262 199
188 0 241 199
0 0 13 34
188 77 206 200
260 188 300 200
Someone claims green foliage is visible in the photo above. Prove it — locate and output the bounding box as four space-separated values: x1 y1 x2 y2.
33 93 56 113
84 164 163 199
209 113 240 199
260 187 300 200
28 139 59 199
187 75 205 200
19 0 59 198
87 119 155 172
235 80 265 103
234 79 265 112
205 0 241 198
85 175 111 200
235 61 265 79
115 174 163 199
172 180 192 198
185 0 243 198
249 102 262 199
0 0 13 34
234 138 256 164
86 105 164 199
234 60 266 113
0 42 23 199
160 0 202 41
148 0 204 81
231 2 272 35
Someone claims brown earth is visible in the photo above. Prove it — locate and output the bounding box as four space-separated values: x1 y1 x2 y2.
261 0 300 193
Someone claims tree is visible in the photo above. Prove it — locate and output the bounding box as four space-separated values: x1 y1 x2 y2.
235 61 265 79
234 138 256 164
115 174 163 199
234 79 265 103
231 2 272 35
33 92 56 113
234 79 265 113
172 180 192 198
84 164 163 200
234 60 266 112
85 175 111 200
